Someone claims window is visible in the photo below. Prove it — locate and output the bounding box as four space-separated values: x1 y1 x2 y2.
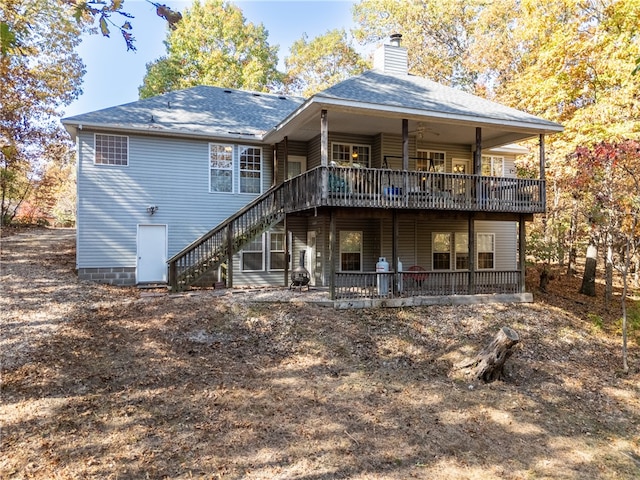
269 232 286 271
340 231 362 271
417 150 445 173
477 233 495 269
432 233 451 270
481 156 504 177
95 134 128 165
210 144 233 192
331 143 370 167
455 233 469 270
242 235 264 271
239 146 262 193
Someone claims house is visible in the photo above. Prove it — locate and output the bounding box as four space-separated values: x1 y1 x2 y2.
62 34 563 302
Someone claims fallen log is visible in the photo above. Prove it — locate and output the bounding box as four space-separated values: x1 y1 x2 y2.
456 326 520 382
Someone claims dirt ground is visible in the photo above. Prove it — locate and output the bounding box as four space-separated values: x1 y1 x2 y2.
1 227 640 479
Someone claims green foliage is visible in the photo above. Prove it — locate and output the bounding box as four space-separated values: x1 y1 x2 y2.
1 0 83 226
139 0 280 98
588 313 604 330
283 29 369 97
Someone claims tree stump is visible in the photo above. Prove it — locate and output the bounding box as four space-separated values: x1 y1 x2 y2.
456 326 520 383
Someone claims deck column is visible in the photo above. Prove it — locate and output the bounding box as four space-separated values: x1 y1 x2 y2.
283 136 289 182
519 215 526 293
539 134 546 208
474 127 482 174
226 224 233 288
468 213 475 295
392 210 399 293
402 119 409 205
321 110 329 201
329 209 336 300
284 214 289 287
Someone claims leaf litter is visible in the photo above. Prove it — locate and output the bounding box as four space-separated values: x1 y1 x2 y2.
1 227 639 479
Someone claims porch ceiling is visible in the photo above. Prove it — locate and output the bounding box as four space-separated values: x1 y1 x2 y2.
266 103 560 150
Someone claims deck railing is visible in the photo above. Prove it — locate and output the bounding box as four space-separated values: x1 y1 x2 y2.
334 270 521 300
168 165 543 291
284 166 545 213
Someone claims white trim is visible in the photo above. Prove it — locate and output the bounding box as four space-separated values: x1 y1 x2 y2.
136 224 168 283
477 232 496 270
267 230 287 272
330 142 371 167
432 232 452 270
238 145 263 194
241 233 265 272
287 155 307 179
94 133 129 166
209 143 234 193
339 230 363 272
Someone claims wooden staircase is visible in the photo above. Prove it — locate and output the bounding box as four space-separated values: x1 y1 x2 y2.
168 185 285 291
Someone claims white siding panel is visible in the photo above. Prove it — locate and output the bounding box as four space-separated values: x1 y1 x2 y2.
76 131 272 269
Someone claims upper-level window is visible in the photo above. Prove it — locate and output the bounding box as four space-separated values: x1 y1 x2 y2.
482 156 504 177
417 150 445 173
332 143 370 168
210 143 233 193
95 134 128 166
239 146 262 194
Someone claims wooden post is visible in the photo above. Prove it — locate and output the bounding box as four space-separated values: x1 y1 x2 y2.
284 214 289 287
226 224 234 288
468 213 475 295
539 134 546 208
402 119 409 205
329 209 336 299
519 215 526 293
321 110 329 201
474 127 482 175
392 210 399 293
283 135 289 182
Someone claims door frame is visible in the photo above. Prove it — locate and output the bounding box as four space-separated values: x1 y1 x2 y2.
136 224 168 283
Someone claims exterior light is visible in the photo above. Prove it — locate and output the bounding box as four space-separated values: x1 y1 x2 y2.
147 205 158 215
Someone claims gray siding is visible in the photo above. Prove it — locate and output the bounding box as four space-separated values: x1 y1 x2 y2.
76 131 273 270
379 215 517 271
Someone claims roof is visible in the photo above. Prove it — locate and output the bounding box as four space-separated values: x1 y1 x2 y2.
61 86 305 141
313 70 562 131
62 70 562 146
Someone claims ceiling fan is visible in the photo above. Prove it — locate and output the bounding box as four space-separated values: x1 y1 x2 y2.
408 122 440 138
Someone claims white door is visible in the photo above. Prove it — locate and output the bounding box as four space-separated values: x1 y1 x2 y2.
287 156 307 179
306 231 316 286
137 224 168 283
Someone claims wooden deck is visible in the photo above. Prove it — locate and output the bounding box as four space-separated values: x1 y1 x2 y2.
282 166 545 214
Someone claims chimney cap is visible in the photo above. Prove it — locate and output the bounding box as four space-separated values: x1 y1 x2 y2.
389 33 402 46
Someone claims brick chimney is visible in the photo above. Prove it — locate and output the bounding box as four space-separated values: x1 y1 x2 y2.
373 33 408 75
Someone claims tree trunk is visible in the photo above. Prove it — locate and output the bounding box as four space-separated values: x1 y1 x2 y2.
580 242 598 296
605 235 613 306
456 327 520 383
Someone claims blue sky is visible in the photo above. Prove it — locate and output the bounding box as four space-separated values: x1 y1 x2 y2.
65 0 360 117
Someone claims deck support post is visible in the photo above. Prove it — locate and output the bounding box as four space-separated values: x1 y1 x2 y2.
329 209 336 300
283 135 289 183
321 109 329 201
468 213 475 295
474 127 482 175
539 134 546 208
284 214 289 287
226 224 233 288
392 210 399 293
519 215 526 293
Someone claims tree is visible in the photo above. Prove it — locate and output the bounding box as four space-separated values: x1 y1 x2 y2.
1 0 84 226
352 0 485 92
283 30 369 97
572 140 640 372
139 0 280 98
